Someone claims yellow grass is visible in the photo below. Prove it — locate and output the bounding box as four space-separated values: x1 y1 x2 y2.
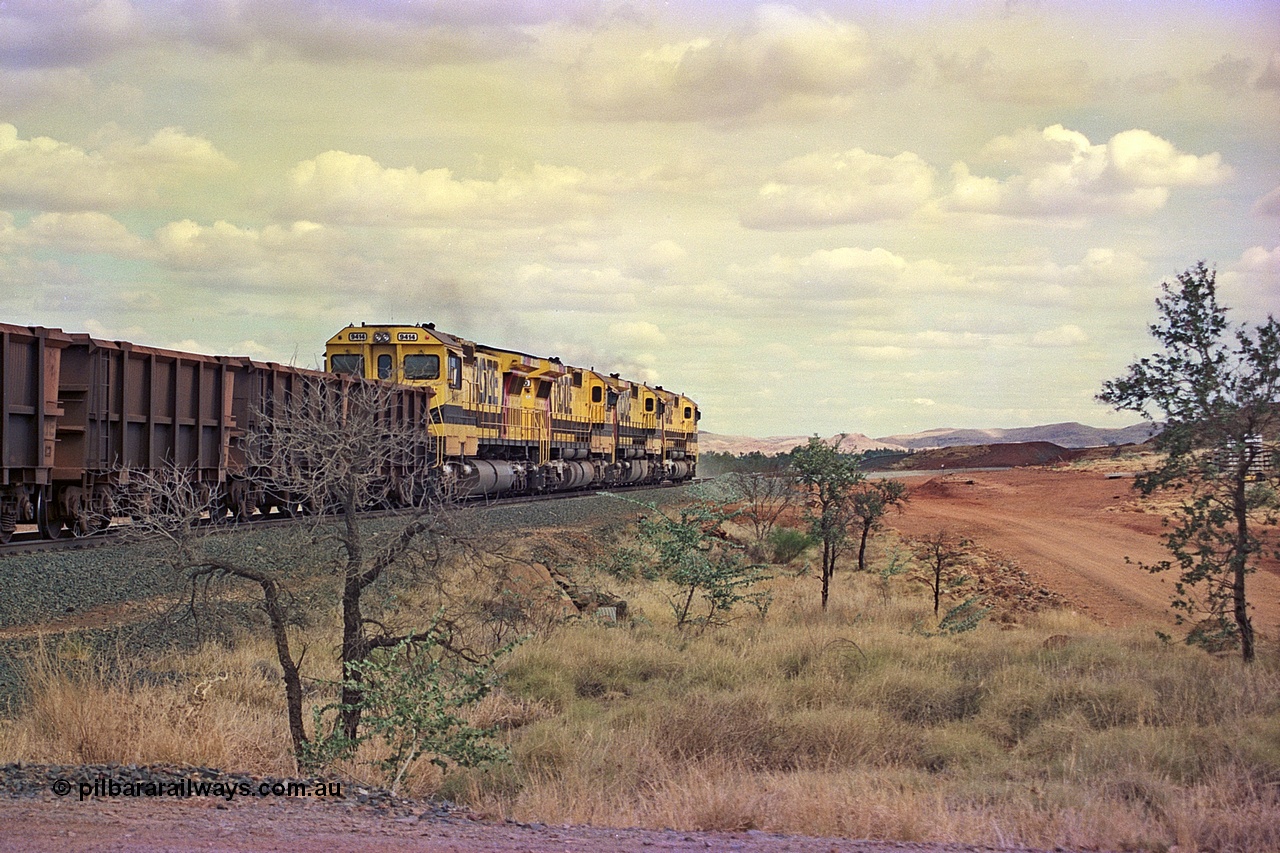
2 529 1278 851
0 635 296 774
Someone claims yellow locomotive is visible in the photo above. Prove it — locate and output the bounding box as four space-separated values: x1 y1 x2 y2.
324 323 698 496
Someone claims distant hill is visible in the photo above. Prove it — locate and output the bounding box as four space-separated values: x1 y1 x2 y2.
699 421 1158 458
697 432 904 457
874 421 1159 450
859 441 1082 472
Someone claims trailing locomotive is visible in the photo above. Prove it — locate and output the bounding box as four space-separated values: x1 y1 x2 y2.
0 320 699 542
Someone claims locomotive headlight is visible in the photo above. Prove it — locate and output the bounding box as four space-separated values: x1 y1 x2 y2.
373 331 391 344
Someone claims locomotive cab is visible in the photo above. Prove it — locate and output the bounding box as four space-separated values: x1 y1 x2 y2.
325 324 459 397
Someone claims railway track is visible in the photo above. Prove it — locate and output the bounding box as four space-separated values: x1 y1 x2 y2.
0 481 688 560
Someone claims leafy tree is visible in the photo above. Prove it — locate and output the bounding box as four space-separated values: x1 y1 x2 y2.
304 621 510 795
851 479 909 574
698 450 792 477
1099 262 1280 662
790 436 865 609
618 495 771 629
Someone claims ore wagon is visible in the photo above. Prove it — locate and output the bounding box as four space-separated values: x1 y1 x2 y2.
0 323 70 542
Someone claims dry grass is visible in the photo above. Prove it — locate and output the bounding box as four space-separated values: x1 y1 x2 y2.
462 566 1280 851
0 634 297 774
2 528 1278 851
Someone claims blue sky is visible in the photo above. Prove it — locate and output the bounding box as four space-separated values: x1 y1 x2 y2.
2 0 1277 436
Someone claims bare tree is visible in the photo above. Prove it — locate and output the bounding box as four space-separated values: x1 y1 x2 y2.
127 463 314 758
718 471 798 558
912 530 970 617
243 377 453 743
129 376 467 762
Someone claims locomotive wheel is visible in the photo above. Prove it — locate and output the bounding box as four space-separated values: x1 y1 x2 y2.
35 489 71 540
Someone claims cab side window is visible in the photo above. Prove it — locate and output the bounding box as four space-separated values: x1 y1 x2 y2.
448 353 463 389
404 354 440 380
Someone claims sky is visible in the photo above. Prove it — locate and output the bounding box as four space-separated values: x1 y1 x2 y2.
1 1 1277 438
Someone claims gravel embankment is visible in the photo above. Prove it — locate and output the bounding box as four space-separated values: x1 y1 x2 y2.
0 486 694 707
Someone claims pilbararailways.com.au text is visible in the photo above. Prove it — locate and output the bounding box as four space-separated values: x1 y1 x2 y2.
52 776 344 802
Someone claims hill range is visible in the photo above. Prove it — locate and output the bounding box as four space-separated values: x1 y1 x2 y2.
698 421 1158 458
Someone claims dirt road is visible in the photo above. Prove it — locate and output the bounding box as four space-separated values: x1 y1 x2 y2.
886 467 1280 635
0 792 1085 853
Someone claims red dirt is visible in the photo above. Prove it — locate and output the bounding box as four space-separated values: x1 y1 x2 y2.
886 467 1280 634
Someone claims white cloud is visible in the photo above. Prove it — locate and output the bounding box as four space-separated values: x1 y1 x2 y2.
282 151 611 225
570 6 911 122
120 126 235 174
1106 129 1230 187
942 125 1231 219
607 320 668 349
25 211 146 255
1221 244 1280 322
1029 324 1089 347
0 123 233 210
152 218 332 273
630 239 687 279
513 263 643 312
742 149 934 229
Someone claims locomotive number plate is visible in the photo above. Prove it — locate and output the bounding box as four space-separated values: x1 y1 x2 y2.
348 332 368 342
397 332 418 341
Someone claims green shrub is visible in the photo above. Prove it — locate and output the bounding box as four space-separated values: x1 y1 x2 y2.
768 527 813 564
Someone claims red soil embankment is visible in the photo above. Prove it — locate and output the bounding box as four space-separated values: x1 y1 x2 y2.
886 467 1280 634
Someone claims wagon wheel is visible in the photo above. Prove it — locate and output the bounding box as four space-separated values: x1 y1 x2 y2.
72 511 104 538
35 489 71 540
79 487 115 536
394 475 415 508
208 489 234 525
